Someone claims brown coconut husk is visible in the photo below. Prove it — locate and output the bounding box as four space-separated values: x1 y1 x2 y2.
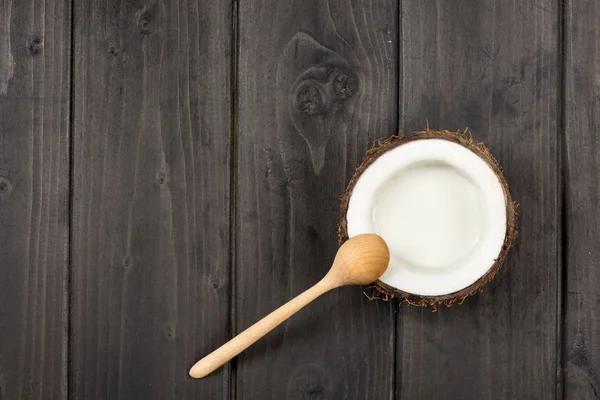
338 128 518 309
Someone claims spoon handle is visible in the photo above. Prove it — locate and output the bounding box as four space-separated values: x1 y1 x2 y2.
189 277 338 378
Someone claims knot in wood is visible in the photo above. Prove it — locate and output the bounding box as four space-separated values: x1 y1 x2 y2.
295 82 325 116
288 365 328 400
137 14 153 35
27 37 43 56
0 177 12 197
108 44 119 57
332 70 358 99
156 171 167 185
122 257 133 269
164 326 176 341
208 274 221 290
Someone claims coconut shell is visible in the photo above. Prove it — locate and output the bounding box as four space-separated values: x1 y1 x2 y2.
338 129 518 308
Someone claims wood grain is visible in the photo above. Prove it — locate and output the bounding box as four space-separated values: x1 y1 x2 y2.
71 1 233 398
563 0 600 398
0 0 71 399
2 0 596 398
235 0 398 398
398 1 560 399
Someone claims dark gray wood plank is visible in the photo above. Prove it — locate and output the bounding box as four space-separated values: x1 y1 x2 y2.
0 1 71 399
235 1 398 398
72 1 232 398
398 1 560 399
564 0 600 398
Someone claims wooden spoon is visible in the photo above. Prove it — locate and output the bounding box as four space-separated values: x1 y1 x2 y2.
189 233 389 378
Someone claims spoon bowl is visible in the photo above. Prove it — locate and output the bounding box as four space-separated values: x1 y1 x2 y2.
326 233 390 286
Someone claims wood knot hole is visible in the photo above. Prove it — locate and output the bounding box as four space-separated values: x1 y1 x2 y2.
27 37 43 56
332 71 358 99
122 257 133 269
207 274 221 290
137 14 153 35
108 45 119 57
164 327 176 341
0 177 12 197
295 82 325 115
288 366 328 400
156 172 167 185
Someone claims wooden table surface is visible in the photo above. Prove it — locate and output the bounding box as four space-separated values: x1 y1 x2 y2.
0 0 598 399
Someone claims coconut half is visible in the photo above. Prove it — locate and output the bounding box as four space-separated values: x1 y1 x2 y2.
339 130 517 307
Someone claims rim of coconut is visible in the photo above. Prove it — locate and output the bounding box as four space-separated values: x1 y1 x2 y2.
338 129 517 308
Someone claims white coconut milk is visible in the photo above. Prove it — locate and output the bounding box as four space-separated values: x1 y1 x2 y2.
372 162 483 270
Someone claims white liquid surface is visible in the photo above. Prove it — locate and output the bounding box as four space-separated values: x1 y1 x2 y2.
372 162 482 270
346 139 507 295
